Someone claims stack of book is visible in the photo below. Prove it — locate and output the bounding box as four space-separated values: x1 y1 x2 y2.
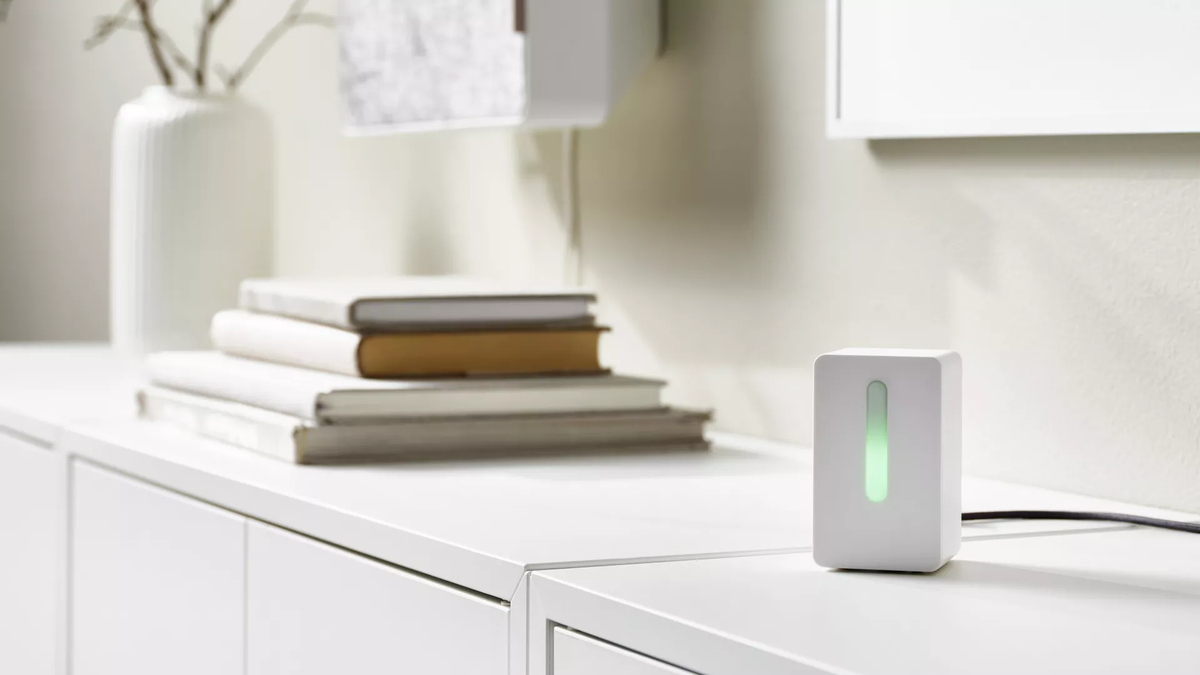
138 277 710 464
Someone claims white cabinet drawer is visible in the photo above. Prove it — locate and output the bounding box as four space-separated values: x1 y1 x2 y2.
553 628 696 675
247 521 509 675
0 432 60 675
71 461 246 675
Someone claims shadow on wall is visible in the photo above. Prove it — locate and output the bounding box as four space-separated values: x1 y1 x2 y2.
870 134 1200 502
526 0 772 367
870 131 1200 413
871 132 1200 170
510 0 1200 509
393 136 459 276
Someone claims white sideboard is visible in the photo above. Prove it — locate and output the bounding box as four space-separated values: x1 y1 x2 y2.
72 461 246 675
0 430 63 675
0 345 1196 675
531 527 1200 675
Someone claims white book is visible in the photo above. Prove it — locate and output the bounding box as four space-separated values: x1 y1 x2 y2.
239 277 596 330
138 387 710 464
144 351 663 422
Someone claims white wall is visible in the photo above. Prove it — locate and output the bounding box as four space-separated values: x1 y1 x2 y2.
2 1 1198 512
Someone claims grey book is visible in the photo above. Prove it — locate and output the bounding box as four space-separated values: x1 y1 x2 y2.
138 386 711 465
239 277 595 330
146 351 661 422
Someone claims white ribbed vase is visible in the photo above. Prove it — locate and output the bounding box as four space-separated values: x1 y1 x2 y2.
110 86 274 359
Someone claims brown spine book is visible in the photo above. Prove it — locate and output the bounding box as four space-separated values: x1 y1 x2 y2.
212 309 604 378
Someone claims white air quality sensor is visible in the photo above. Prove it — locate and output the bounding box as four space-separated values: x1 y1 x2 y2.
813 348 962 573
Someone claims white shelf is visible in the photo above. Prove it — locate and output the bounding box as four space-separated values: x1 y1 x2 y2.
4 345 1200 675
1 346 1194 602
0 345 132 445
533 527 1200 675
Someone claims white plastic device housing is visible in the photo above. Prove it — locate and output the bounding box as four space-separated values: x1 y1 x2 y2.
813 348 962 573
342 0 662 134
525 0 662 128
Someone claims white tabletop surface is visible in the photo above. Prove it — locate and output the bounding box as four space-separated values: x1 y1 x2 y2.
1 345 1196 600
0 344 134 443
534 527 1200 675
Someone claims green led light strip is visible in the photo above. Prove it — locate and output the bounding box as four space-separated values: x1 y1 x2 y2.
865 380 888 503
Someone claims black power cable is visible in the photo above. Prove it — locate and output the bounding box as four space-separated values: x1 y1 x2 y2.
963 510 1200 535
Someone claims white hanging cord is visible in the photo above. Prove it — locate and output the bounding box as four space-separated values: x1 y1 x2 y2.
562 128 583 287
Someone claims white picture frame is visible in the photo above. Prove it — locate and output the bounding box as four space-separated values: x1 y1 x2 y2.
827 0 1200 139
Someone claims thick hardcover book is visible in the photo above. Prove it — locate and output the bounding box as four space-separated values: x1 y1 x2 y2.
239 277 595 330
145 351 663 422
211 310 604 378
138 387 710 465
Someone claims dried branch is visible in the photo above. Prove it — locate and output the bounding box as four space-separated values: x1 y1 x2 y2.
212 63 236 89
84 0 331 92
86 1 196 86
86 15 198 78
83 0 138 48
195 0 235 91
133 0 174 86
158 33 198 77
219 0 334 91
